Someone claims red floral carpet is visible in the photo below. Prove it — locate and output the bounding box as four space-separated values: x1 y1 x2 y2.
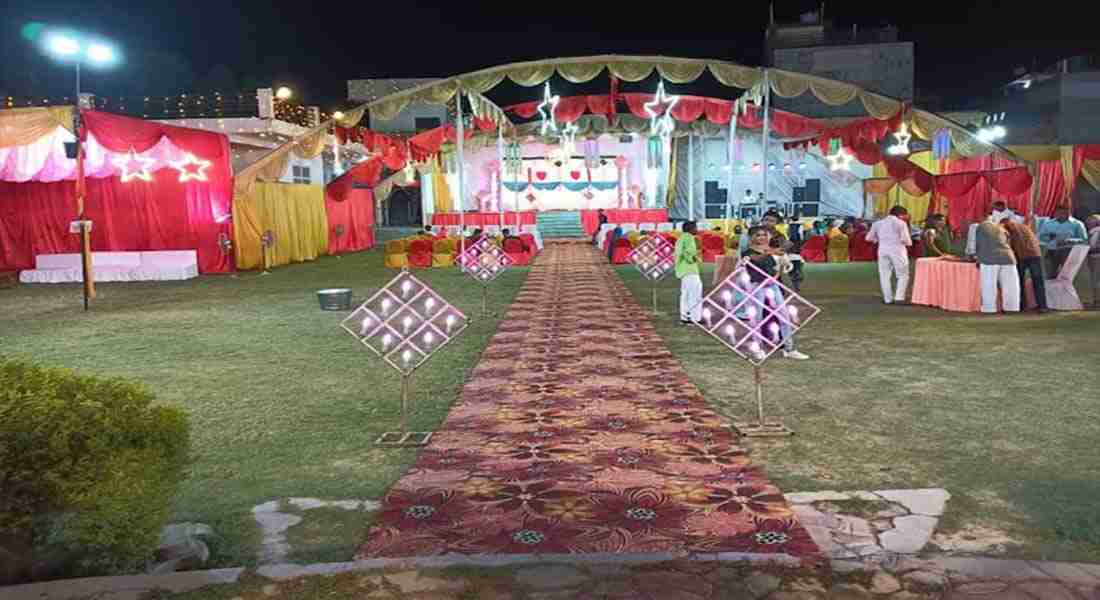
357 242 818 559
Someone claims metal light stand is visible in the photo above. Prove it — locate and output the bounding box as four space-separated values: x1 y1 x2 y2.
627 235 675 316
340 268 469 447
457 234 513 319
693 259 821 438
260 230 274 275
333 225 344 259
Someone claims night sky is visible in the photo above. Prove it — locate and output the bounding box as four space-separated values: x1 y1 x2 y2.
3 0 1100 111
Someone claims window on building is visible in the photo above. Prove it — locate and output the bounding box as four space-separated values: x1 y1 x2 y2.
415 117 441 130
292 165 311 184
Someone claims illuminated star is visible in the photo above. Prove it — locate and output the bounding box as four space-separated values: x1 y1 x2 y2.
888 122 912 156
113 148 156 183
170 153 212 182
826 147 854 171
537 82 560 136
644 81 680 138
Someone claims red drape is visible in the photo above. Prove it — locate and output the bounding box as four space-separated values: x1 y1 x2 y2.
1035 160 1067 218
939 156 1031 231
0 164 233 273
325 185 375 254
430 212 537 227
81 110 229 162
580 209 668 235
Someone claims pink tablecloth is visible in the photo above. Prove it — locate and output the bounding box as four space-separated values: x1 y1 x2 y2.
911 257 1035 312
431 212 537 227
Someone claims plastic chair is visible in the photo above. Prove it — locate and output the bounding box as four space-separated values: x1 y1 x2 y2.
611 237 634 264
701 234 727 263
384 239 408 269
656 222 674 232
827 233 850 263
445 225 462 237
407 239 434 268
626 231 641 246
638 222 656 233
1045 245 1088 310
432 239 455 267
620 222 638 233
503 236 532 266
485 225 502 236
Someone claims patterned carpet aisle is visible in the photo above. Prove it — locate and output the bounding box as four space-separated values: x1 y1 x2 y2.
358 242 818 559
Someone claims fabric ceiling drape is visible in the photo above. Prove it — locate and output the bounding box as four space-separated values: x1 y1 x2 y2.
0 106 75 148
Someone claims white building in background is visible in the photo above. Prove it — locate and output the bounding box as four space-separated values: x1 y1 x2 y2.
347 78 448 133
764 6 914 118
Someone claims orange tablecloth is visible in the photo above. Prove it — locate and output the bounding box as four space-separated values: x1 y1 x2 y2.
911 257 1035 312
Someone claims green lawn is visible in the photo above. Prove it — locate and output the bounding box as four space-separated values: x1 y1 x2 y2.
0 250 527 568
4 249 1099 569
617 261 1100 562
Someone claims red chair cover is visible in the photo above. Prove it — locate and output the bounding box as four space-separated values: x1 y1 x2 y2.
503 237 532 266
849 234 877 262
407 239 434 268
801 236 827 263
701 235 726 263
611 238 633 264
602 229 616 248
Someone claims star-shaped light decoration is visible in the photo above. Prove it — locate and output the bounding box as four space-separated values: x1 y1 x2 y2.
826 147 854 171
887 122 912 156
170 153 212 182
113 148 156 183
537 82 560 136
644 81 680 138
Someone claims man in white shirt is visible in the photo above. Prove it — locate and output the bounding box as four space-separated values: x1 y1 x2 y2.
866 206 913 304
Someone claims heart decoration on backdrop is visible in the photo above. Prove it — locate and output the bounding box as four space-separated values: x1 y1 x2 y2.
570 171 581 180
535 171 547 180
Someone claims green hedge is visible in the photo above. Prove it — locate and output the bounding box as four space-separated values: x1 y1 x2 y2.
0 357 189 582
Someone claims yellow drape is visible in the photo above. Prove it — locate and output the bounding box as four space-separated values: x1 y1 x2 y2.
872 162 933 223
0 106 75 148
431 155 453 211
666 138 678 208
556 63 605 84
232 182 329 270
1082 160 1100 192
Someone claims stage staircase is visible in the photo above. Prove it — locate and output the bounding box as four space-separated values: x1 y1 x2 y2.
536 211 586 239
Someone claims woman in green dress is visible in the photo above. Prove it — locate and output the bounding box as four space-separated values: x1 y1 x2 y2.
922 213 954 257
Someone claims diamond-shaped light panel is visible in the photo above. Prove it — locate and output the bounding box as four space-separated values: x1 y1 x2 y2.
341 270 469 375
694 259 820 366
627 235 675 281
457 235 513 283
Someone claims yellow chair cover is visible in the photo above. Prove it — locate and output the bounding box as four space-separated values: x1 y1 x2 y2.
827 233 850 263
627 231 641 245
384 239 408 269
433 239 455 267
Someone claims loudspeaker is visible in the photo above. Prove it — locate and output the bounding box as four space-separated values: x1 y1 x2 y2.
64 142 79 159
796 202 819 217
804 178 821 203
792 187 805 204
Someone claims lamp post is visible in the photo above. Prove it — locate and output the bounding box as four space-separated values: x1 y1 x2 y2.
40 29 120 311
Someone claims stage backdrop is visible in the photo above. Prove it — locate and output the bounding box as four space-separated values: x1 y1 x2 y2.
461 135 654 212
0 110 233 273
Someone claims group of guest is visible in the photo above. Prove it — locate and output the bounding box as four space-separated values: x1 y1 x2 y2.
914 202 1098 313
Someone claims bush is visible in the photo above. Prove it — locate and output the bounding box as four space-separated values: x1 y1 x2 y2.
0 357 189 583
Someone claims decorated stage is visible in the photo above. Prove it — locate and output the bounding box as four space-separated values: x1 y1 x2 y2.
431 209 669 236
